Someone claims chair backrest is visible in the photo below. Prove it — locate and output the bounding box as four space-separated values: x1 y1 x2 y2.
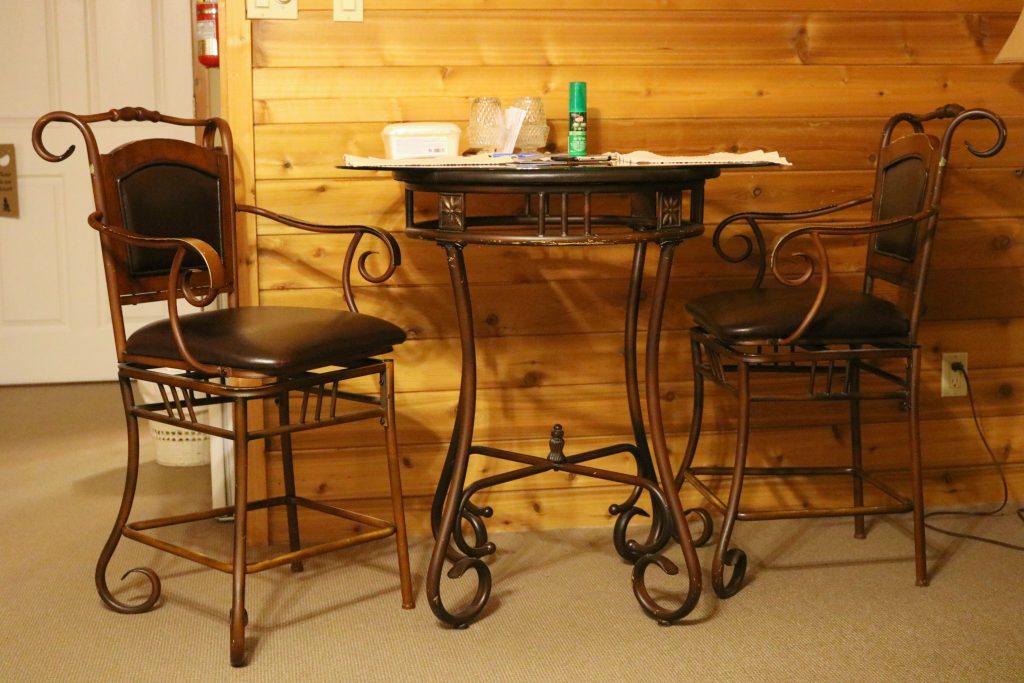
863 106 1005 339
32 107 238 359
863 129 940 297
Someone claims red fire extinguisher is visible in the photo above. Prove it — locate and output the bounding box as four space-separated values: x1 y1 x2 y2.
196 1 219 68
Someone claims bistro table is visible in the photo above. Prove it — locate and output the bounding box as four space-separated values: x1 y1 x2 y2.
343 158 731 626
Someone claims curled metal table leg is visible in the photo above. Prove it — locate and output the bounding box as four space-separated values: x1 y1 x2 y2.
430 409 462 539
425 243 491 627
611 242 671 561
631 241 703 623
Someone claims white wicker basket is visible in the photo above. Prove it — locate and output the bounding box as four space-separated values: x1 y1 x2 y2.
149 423 210 467
136 381 210 467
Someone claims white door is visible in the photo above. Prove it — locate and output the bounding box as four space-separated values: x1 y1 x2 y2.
0 0 195 384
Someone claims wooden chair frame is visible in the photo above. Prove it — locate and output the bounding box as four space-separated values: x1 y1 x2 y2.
32 107 414 666
675 105 1006 598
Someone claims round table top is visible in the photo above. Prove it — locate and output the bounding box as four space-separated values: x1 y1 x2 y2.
386 162 723 191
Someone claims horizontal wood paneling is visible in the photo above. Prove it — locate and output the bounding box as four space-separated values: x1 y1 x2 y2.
253 120 1022 175
256 217 1024 291
263 368 1024 456
251 119 1024 173
253 65 1024 124
241 1 1024 541
231 322 1024 403
300 1 1023 11
253 219 1024 301
267 415 1024 501
270 465 1024 539
253 12 1016 68
260 264 1024 338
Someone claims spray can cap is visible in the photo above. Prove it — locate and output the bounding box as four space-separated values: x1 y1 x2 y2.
569 82 586 111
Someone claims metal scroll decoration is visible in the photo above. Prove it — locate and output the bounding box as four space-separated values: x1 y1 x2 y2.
95 379 162 614
237 205 401 315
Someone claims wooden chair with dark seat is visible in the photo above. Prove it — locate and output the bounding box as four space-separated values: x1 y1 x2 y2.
32 107 414 666
674 104 1005 598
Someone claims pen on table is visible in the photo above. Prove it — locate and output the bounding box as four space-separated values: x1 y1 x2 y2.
490 152 544 158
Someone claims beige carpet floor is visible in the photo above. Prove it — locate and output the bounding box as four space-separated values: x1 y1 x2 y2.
1 382 1022 682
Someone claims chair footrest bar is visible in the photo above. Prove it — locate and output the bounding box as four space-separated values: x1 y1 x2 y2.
246 526 396 573
735 503 912 521
122 497 398 575
691 465 859 477
684 465 915 521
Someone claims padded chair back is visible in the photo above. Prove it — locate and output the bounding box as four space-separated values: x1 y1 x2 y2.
104 137 234 293
863 107 1004 339
863 131 940 331
33 108 238 359
867 134 938 274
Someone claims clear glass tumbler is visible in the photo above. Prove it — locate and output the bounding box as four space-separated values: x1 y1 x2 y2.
467 97 504 152
513 96 549 152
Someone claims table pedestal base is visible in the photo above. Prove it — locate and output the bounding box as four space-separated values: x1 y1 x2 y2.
425 241 706 627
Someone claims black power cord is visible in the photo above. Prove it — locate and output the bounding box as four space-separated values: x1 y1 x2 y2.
922 361 1024 550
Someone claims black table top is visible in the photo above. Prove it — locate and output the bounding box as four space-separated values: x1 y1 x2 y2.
384 162 725 189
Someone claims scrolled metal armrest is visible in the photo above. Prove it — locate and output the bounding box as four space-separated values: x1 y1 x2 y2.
765 207 938 345
238 204 401 313
87 211 228 375
712 195 872 288
87 211 226 307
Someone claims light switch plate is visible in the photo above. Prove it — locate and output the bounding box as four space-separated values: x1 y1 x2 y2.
247 0 298 20
334 0 364 22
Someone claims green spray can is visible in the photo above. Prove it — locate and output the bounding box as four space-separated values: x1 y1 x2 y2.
568 81 587 156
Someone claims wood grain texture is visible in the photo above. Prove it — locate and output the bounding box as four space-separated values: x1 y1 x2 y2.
253 12 1016 68
300 1 1023 12
270 465 1024 539
221 0 269 544
229 0 1024 540
252 65 1024 125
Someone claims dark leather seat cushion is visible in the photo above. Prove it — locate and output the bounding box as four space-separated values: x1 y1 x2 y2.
686 287 909 343
126 306 406 375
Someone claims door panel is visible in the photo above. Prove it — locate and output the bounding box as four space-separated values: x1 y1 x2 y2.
0 0 194 384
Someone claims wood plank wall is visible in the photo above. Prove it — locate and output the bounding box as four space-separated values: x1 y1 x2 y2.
226 0 1024 541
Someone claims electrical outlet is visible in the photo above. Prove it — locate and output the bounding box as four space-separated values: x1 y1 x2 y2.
941 352 968 397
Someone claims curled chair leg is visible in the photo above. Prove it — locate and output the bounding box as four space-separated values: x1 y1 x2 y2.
908 347 928 586
277 395 304 573
96 377 161 612
230 399 250 667
674 336 714 548
382 360 415 609
713 363 750 599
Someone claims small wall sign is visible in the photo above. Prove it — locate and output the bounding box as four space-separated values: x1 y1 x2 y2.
0 144 19 219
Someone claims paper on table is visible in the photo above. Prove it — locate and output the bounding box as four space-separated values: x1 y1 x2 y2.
342 148 792 169
342 153 517 168
611 150 791 166
498 106 527 154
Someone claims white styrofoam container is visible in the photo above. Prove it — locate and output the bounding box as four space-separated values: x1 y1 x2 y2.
381 122 461 159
